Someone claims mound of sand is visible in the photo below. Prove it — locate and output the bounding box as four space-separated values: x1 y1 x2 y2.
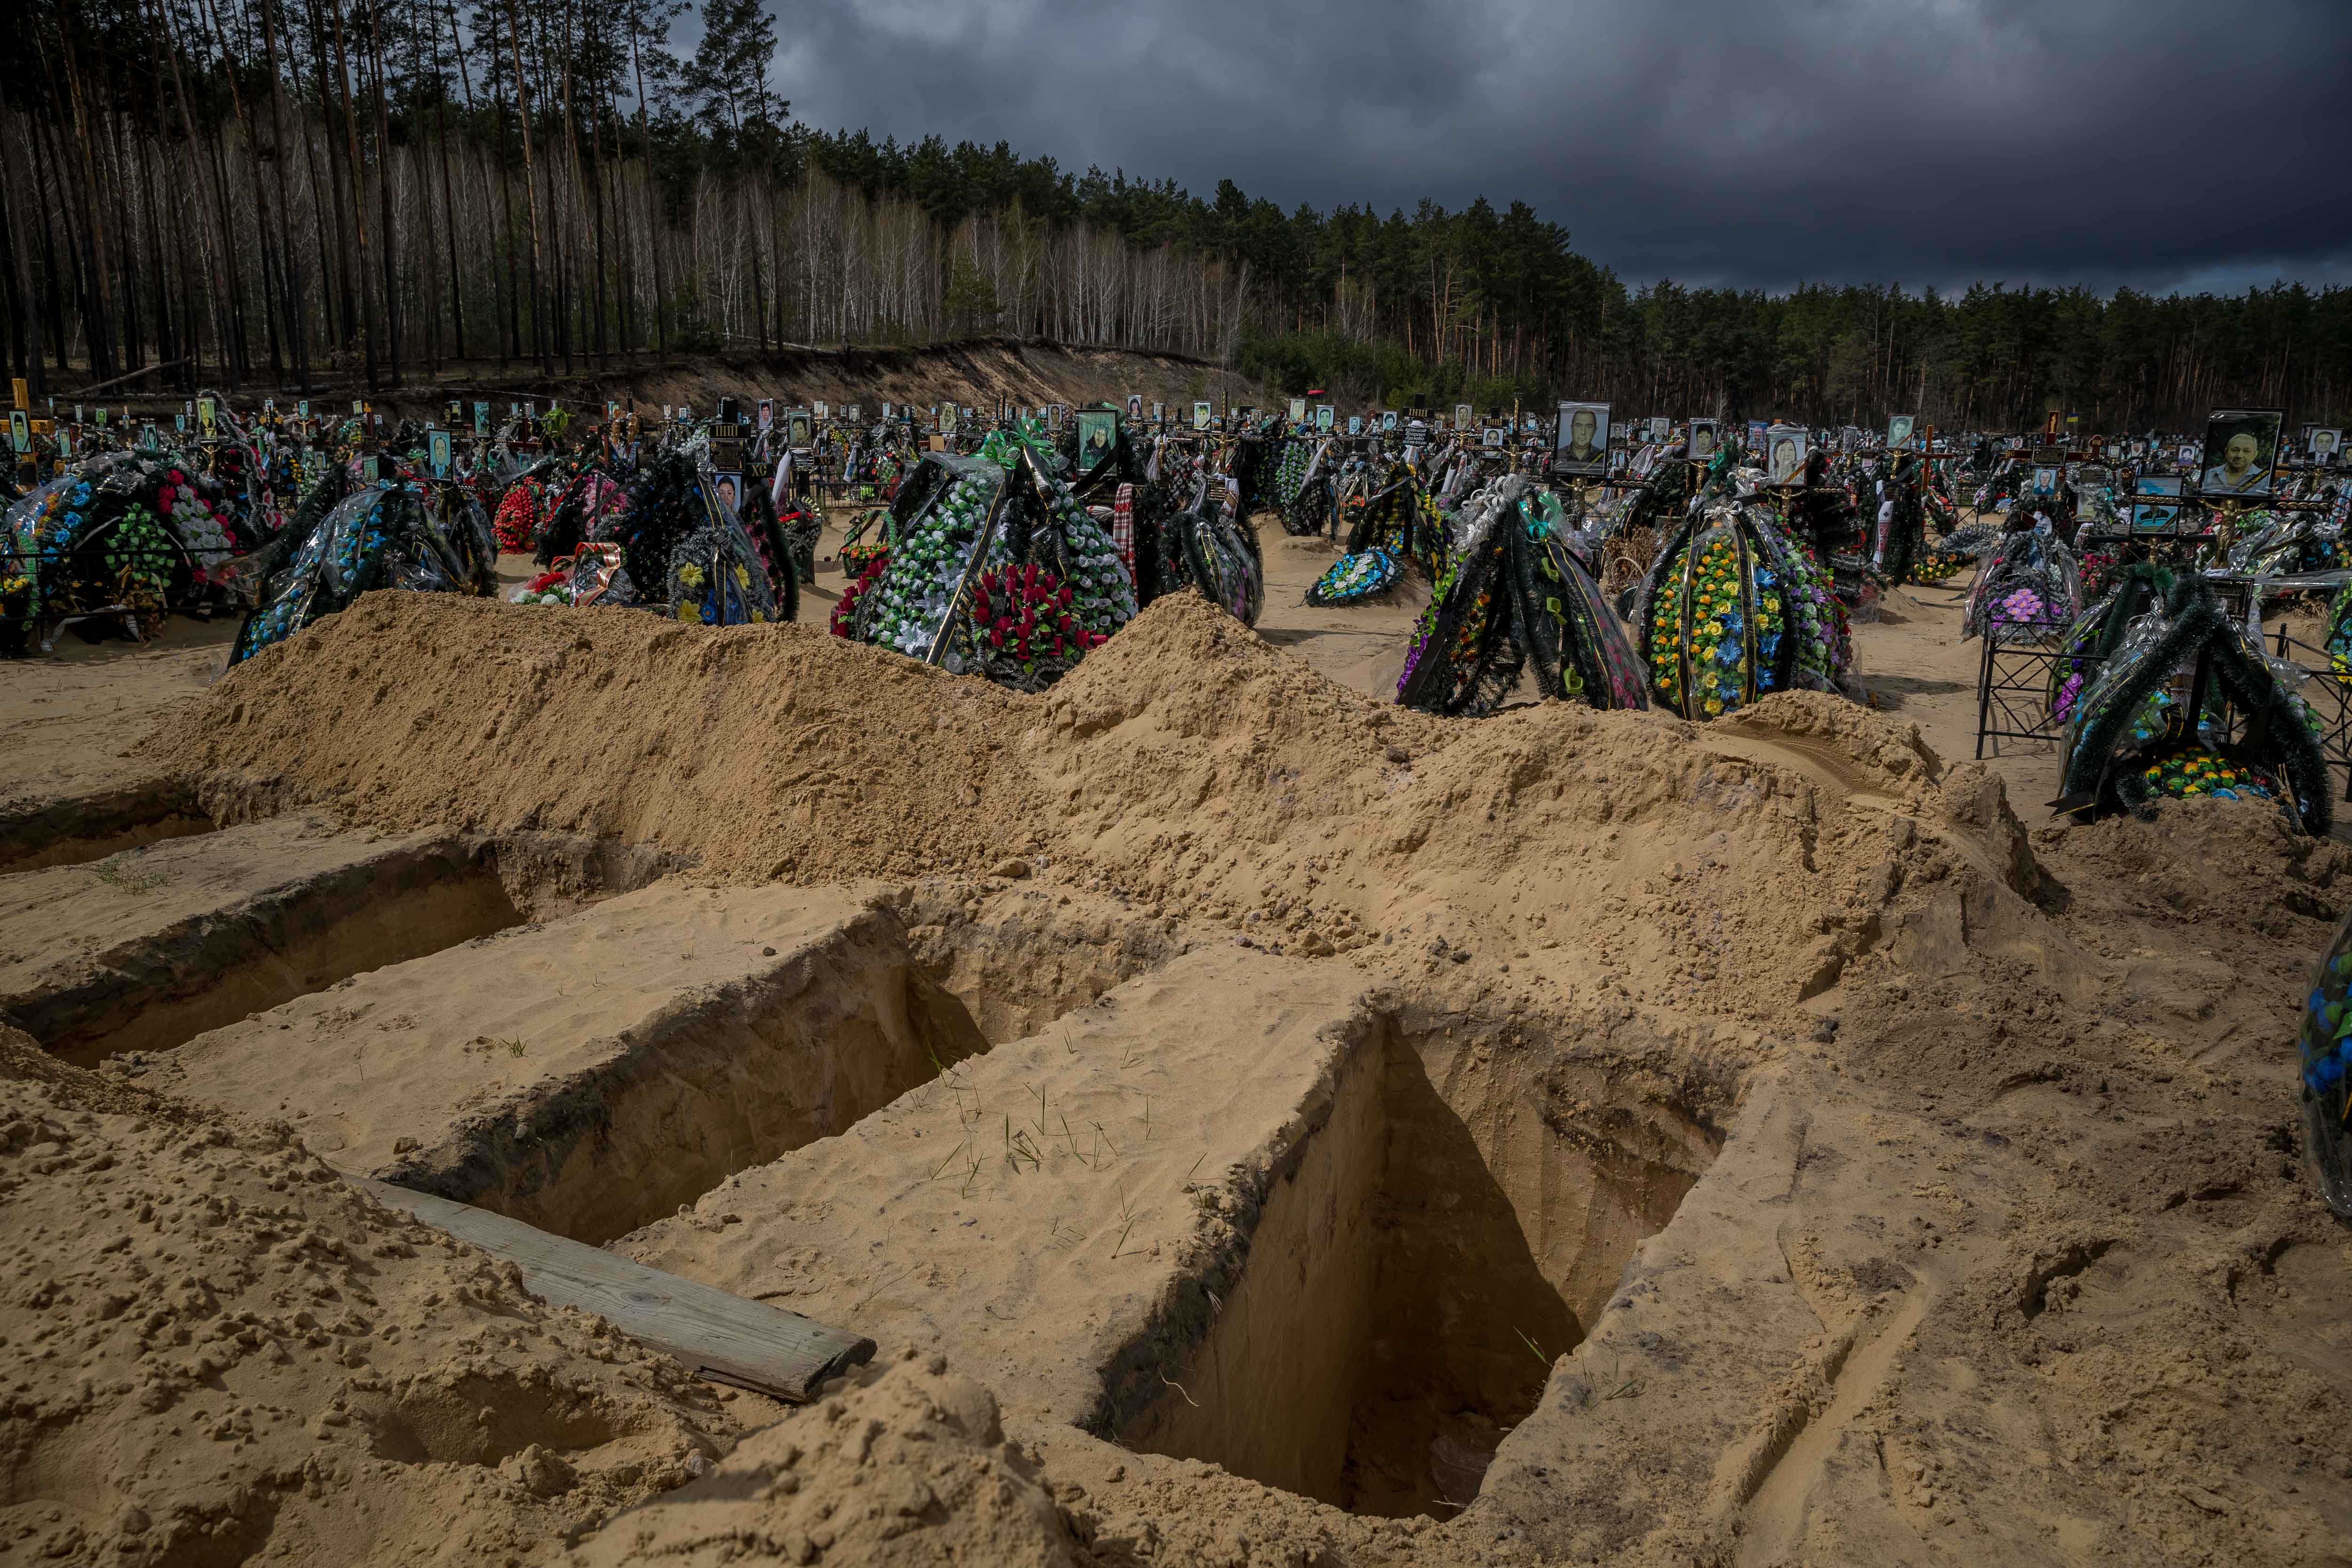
0 1027 736 1565
560 1356 1077 1567
146 591 2043 1029
144 594 1044 886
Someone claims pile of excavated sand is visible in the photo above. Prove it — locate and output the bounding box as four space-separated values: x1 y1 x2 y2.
145 591 2041 1033
143 594 1048 886
0 1028 737 1565
557 1356 1079 1568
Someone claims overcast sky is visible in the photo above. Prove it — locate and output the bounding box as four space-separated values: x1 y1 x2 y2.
718 0 2352 298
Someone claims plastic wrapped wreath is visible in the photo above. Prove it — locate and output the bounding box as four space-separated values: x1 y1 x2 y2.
534 468 632 567
1272 437 1310 509
1992 585 2049 627
105 501 177 632
1635 497 1852 720
834 445 1141 687
509 569 574 608
2047 567 2169 727
664 517 778 627
1171 493 1264 626
832 555 888 637
493 477 545 554
1273 437 1336 538
1909 551 1966 585
839 507 894 581
4 474 73 651
151 466 238 572
848 464 1009 659
1667 532 1751 717
1309 547 1404 605
1398 477 1648 717
232 490 378 661
2058 572 2328 835
230 483 488 664
2077 547 2122 604
608 456 707 605
2135 744 2277 803
1963 527 2081 644
2296 913 2352 1218
2326 576 2352 677
16 460 196 635
1032 477 1138 625
1306 469 1441 606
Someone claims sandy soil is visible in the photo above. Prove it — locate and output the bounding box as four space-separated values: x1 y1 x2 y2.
0 1028 741 1566
0 615 235 818
7 511 2352 1568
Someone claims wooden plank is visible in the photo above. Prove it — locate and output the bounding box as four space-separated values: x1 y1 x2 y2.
348 1175 875 1402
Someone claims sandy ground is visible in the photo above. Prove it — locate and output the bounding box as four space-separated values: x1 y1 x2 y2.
0 615 236 816
8 503 2352 1568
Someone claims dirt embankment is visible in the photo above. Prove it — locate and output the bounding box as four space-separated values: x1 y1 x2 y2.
143 590 2038 1043
65 340 1276 426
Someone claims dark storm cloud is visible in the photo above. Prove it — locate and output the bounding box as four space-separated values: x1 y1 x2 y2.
747 0 2352 295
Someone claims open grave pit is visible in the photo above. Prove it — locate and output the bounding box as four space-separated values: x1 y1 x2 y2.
0 776 221 875
0 809 684 1065
165 881 977 1245
138 873 1186 1246
886 873 1193 1042
614 943 1730 1522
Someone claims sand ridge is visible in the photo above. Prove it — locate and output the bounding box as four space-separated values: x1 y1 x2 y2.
145 590 2032 1041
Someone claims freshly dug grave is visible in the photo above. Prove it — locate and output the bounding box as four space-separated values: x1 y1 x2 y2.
0 819 523 1064
887 879 1191 1044
48 587 2352 1564
157 882 990 1245
0 776 216 876
618 945 1724 1523
0 819 676 1065
0 620 233 847
0 1028 740 1566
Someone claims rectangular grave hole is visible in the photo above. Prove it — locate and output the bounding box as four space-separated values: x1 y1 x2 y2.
181 884 1180 1248
1114 1019 1721 1519
3 827 670 1066
391 916 998 1245
0 781 219 875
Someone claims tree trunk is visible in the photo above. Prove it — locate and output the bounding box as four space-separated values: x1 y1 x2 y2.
259 0 312 388
154 0 248 382
362 0 400 383
26 108 75 380
136 136 177 383
45 21 118 379
425 0 464 362
628 20 666 363
203 0 285 382
303 0 355 352
0 91 40 394
325 0 379 389
506 0 549 375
